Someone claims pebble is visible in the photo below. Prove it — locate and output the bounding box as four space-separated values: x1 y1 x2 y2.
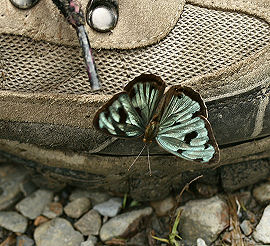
127 231 148 246
197 238 208 246
240 220 253 236
42 202 63 219
74 209 102 236
0 211 28 233
237 191 252 209
246 210 257 224
53 195 60 202
150 196 175 216
16 235 35 246
93 198 122 217
69 189 92 201
243 237 263 246
100 207 153 242
195 183 218 198
34 216 49 227
80 236 97 246
221 231 231 244
253 182 270 204
19 180 37 197
34 218 83 246
103 215 109 224
64 197 91 218
253 205 270 244
178 196 229 245
70 189 110 206
150 214 168 235
16 189 53 219
0 163 29 210
1 161 267 245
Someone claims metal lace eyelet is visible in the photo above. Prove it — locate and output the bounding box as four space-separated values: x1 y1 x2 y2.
86 0 118 33
9 0 40 9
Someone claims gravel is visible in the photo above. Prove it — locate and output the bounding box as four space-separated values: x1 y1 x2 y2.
1 162 270 246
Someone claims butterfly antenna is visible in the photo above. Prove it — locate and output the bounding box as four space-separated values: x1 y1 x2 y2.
128 144 146 172
147 145 152 176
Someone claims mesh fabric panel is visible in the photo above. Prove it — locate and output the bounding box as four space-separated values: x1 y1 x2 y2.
1 4 270 95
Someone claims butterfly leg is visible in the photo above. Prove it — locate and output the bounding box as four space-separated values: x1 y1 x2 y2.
128 144 146 172
147 145 152 176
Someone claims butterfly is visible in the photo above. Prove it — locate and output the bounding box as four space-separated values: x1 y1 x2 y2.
93 74 220 174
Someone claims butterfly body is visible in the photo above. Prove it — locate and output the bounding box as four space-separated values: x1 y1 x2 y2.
143 115 160 144
93 74 220 164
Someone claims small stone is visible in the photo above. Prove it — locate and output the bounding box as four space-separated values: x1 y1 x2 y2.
60 190 69 200
246 210 257 224
0 156 7 163
16 189 53 219
0 163 29 210
103 215 109 224
42 202 63 219
240 220 253 236
64 197 91 218
16 235 34 246
105 238 127 245
197 238 208 246
69 189 92 201
80 236 98 246
93 198 122 217
70 189 110 206
100 207 153 242
53 195 60 202
237 191 252 209
0 211 27 233
150 196 175 216
1 235 16 245
0 227 4 241
253 182 270 204
34 216 49 227
243 237 261 246
127 231 148 246
178 196 229 245
150 215 169 235
34 218 83 246
74 209 101 236
19 180 37 197
221 231 231 244
253 205 270 244
195 183 218 197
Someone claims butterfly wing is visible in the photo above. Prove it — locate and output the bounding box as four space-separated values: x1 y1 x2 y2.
155 85 219 163
124 74 166 126
93 92 145 137
93 74 166 138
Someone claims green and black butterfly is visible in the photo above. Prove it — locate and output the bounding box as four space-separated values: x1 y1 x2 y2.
93 74 220 173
